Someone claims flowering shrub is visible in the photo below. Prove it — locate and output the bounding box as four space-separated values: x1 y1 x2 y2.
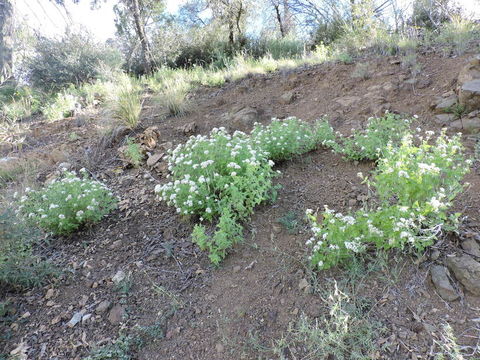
250 117 337 161
373 131 470 221
16 169 117 235
339 112 413 161
306 130 470 270
155 127 277 264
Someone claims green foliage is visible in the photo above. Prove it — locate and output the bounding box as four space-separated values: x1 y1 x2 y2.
373 131 469 220
41 92 78 122
0 86 42 123
250 117 337 162
339 113 413 161
112 81 142 128
0 209 56 291
434 324 465 360
84 335 135 360
306 129 470 270
351 62 371 80
156 127 276 264
278 211 300 233
273 284 384 360
16 169 117 235
436 16 478 56
444 103 467 119
26 31 123 91
123 137 144 167
159 79 191 116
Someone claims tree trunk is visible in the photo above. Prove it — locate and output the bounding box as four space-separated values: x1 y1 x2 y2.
129 0 152 74
274 4 285 37
0 0 14 84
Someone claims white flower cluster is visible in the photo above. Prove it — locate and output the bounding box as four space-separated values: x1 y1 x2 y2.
155 127 274 218
16 169 116 235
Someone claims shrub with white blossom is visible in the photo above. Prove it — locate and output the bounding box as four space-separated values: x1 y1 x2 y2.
155 127 277 264
250 117 337 161
339 112 414 161
306 130 470 270
155 118 336 264
16 169 117 235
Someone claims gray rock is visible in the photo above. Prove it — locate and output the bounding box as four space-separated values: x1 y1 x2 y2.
430 265 459 301
434 114 455 126
446 254 480 295
230 107 259 132
462 239 480 258
67 311 85 328
459 80 480 111
458 54 480 85
279 90 296 105
108 305 125 324
146 152 164 167
434 96 457 114
112 270 126 284
450 117 480 133
57 162 72 171
95 300 112 314
334 95 361 107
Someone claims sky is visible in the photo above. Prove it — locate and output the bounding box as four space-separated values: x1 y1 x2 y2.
14 0 480 42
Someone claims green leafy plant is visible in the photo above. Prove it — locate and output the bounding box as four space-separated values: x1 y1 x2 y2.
351 62 371 80
306 130 470 270
444 104 467 119
159 79 191 117
156 127 276 264
339 112 413 161
42 92 78 122
250 117 337 161
16 169 117 235
278 211 300 233
0 209 56 291
123 137 144 167
113 81 142 129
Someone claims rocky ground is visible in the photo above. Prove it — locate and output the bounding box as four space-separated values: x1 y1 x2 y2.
2 47 480 359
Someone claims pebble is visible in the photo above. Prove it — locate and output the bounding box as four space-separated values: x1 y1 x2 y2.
112 270 126 284
67 311 84 328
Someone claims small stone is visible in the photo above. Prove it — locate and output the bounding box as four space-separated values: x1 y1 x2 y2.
430 265 459 301
298 278 311 293
233 266 241 273
67 311 84 328
108 305 125 324
57 162 72 171
430 249 440 261
44 288 55 300
272 223 282 234
95 300 112 315
82 313 92 323
291 308 299 315
446 254 480 295
348 199 357 207
112 270 126 284
146 152 164 167
215 343 224 353
279 90 296 105
434 114 455 126
462 239 480 258
110 240 123 249
46 301 55 307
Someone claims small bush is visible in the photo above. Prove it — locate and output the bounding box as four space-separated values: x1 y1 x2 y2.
25 31 123 91
0 209 56 291
123 137 144 167
112 82 142 129
16 169 117 235
351 62 371 80
339 113 413 161
250 117 337 162
155 127 277 264
306 130 470 270
159 79 191 117
437 17 478 56
42 92 78 122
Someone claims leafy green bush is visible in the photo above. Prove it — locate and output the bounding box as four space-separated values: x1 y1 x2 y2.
250 117 337 161
25 31 123 91
437 17 479 56
123 137 144 167
112 81 143 129
0 209 56 291
16 169 117 235
41 92 78 122
306 130 470 270
155 127 277 264
339 113 413 161
373 131 470 223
